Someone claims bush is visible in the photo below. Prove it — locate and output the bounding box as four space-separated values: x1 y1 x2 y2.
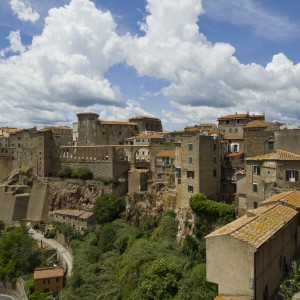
77 167 94 180
57 166 73 178
93 194 126 225
190 193 236 224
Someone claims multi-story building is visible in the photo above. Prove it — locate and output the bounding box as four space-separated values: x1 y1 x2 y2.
8 128 61 177
244 149 300 212
217 112 265 134
174 133 221 208
206 191 300 300
34 267 64 295
52 209 96 231
129 115 163 132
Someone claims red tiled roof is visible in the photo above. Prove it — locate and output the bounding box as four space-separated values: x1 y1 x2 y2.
155 150 175 157
244 120 272 128
223 134 243 140
226 151 244 157
246 149 300 161
34 268 64 280
99 121 138 126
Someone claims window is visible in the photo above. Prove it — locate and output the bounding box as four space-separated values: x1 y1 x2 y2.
213 144 217 150
44 288 50 293
188 143 193 151
56 277 60 282
254 165 261 175
253 183 258 193
43 279 50 284
213 170 217 177
254 202 258 209
189 156 193 164
268 141 274 150
188 185 194 193
213 157 216 163
286 170 299 182
187 170 194 179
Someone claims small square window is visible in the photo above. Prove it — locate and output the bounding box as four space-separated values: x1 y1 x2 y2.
188 185 194 193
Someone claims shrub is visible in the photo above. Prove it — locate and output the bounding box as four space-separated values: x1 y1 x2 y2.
76 167 94 180
57 166 73 178
93 194 126 225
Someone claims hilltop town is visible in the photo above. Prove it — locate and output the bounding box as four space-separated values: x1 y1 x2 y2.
1 111 300 299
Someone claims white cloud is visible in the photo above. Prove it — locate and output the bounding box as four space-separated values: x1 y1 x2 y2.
203 0 299 41
1 0 300 129
0 30 26 57
10 0 40 23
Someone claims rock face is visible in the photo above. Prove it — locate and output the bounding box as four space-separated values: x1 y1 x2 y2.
46 178 127 211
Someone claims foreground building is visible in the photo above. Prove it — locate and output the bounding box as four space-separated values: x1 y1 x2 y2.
206 191 300 300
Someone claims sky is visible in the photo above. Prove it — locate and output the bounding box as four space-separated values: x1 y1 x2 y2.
1 0 300 130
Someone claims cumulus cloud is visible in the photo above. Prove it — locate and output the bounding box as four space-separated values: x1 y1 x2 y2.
10 0 40 23
0 30 26 57
1 0 300 129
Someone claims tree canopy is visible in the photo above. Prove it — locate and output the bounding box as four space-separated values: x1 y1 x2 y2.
93 193 126 224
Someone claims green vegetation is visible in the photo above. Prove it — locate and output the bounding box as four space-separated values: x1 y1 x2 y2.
0 223 41 280
279 261 300 300
93 193 126 225
190 193 236 239
57 166 94 180
61 209 217 299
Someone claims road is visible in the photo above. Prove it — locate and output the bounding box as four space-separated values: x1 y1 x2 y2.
28 227 73 276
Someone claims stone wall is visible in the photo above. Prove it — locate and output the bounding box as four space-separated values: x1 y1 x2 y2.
275 129 300 154
0 279 27 300
26 180 48 221
0 156 12 183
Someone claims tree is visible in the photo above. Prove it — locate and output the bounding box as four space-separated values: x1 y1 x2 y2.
131 259 183 300
0 220 4 230
76 167 94 180
93 194 125 224
57 166 73 178
279 261 300 300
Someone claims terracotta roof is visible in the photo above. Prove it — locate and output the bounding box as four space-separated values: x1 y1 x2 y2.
79 211 94 219
244 120 272 128
155 150 175 157
223 134 243 140
53 209 88 217
207 191 300 249
1 127 21 134
260 191 300 209
126 134 163 140
226 151 244 157
231 204 297 248
246 149 300 161
34 268 64 280
129 115 158 120
99 121 138 126
218 113 264 120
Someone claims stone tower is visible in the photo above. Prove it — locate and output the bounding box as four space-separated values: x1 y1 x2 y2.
77 112 99 145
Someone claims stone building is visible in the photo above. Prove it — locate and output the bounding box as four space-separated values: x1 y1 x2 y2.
174 133 221 208
244 149 300 212
8 128 61 177
40 125 73 147
243 120 282 159
76 112 139 146
217 113 265 134
206 191 300 300
129 115 163 132
52 209 96 231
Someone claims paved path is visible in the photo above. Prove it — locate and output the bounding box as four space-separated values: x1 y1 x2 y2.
28 228 73 276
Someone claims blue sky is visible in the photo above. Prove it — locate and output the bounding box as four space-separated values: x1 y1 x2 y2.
1 0 300 130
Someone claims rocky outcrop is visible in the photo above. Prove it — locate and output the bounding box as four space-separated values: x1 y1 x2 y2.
46 178 126 211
